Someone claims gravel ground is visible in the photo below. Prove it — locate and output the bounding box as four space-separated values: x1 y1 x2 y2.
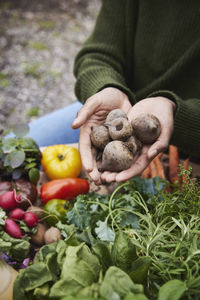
0 0 101 133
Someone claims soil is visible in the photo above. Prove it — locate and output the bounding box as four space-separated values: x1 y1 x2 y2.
0 0 101 134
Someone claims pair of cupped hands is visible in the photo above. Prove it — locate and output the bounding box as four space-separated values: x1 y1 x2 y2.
72 87 176 185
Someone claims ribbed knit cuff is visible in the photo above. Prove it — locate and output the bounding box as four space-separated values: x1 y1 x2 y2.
148 90 200 156
75 68 135 105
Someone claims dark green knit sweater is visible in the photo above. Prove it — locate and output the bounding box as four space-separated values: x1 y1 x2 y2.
74 0 200 157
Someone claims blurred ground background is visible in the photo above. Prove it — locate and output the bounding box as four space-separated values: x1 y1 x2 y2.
0 0 101 133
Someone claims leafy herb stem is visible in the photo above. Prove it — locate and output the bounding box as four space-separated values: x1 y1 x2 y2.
107 182 130 231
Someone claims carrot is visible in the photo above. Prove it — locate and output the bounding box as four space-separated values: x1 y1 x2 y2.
169 145 180 183
149 159 158 178
141 166 151 178
154 155 166 179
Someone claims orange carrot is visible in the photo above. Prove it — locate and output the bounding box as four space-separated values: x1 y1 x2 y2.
149 159 158 178
169 145 180 183
141 166 151 178
154 155 166 179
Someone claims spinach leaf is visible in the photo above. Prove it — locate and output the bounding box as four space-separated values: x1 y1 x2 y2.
50 243 101 298
100 266 144 300
157 279 187 300
111 231 137 273
13 262 53 300
129 257 152 284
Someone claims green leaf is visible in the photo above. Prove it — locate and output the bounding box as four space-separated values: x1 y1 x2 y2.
0 208 6 225
111 231 137 273
0 231 30 261
28 167 40 184
20 137 37 149
129 257 151 284
13 262 53 300
6 150 25 168
13 123 29 138
2 137 19 150
92 241 113 272
50 243 101 298
124 293 148 300
33 283 50 298
158 279 187 300
24 162 37 170
95 220 115 242
100 266 144 300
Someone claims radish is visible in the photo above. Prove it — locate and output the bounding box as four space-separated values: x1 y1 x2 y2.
9 208 25 220
24 212 38 227
5 218 22 239
0 191 21 210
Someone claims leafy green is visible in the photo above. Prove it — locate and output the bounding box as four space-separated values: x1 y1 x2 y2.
0 230 30 261
157 279 187 300
99 266 144 300
0 124 41 183
111 231 137 273
13 171 200 300
50 243 101 298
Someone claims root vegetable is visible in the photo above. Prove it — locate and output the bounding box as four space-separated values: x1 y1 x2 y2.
31 223 47 246
90 125 110 150
106 109 127 123
9 208 24 220
99 140 134 172
106 118 133 141
24 212 38 227
15 179 38 209
27 205 44 220
125 135 142 155
131 113 161 144
44 226 61 244
5 218 22 239
0 191 21 211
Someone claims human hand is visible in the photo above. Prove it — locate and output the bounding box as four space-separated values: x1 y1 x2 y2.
72 87 132 184
101 96 176 183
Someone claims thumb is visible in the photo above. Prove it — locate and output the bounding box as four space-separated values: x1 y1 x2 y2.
72 99 99 129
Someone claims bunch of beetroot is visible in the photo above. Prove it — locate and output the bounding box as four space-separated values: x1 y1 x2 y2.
0 190 38 239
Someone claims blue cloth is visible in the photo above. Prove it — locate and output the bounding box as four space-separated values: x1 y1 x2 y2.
7 101 82 147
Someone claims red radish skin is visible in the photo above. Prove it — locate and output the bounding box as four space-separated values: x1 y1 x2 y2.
24 212 38 227
9 208 25 220
0 191 21 210
5 218 22 238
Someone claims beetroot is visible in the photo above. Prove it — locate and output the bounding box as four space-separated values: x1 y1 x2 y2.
9 208 25 220
5 218 22 239
0 191 21 210
24 212 38 227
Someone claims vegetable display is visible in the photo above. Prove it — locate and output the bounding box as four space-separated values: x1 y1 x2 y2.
12 167 200 300
41 144 82 180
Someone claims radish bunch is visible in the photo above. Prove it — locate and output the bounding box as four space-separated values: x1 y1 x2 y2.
0 190 38 239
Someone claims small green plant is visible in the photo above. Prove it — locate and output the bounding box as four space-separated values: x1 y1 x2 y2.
48 70 62 79
24 63 42 79
26 107 40 117
39 20 56 29
0 124 41 184
28 41 48 51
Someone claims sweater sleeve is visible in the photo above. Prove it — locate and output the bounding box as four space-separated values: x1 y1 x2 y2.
148 90 200 157
73 0 135 104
